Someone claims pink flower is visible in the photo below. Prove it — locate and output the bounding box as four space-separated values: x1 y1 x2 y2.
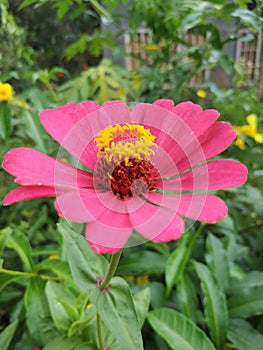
2 100 248 253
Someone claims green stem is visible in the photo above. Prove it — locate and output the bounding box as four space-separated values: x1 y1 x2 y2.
100 249 122 289
188 222 206 249
97 312 104 350
96 250 122 349
0 268 36 278
0 268 62 281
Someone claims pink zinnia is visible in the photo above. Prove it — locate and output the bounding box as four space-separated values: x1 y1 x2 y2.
2 100 247 253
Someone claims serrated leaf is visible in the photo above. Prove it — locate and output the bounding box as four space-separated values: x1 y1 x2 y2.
58 222 108 293
133 287 151 328
25 278 58 345
92 277 143 350
45 281 75 333
195 262 228 349
228 318 263 350
0 320 18 350
205 234 229 291
147 308 216 350
228 285 263 318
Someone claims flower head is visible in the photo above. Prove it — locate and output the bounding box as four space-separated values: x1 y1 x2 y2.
0 82 13 101
2 100 248 254
233 114 263 149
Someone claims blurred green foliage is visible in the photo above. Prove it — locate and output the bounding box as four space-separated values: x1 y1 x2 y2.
1 0 263 349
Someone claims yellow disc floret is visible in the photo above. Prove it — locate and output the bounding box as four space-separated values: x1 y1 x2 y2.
95 123 157 162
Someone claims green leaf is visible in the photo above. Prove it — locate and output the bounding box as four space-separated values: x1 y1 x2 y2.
34 258 73 284
205 234 229 291
195 262 228 349
165 231 197 295
118 250 167 275
229 271 263 294
228 285 263 318
45 281 74 333
75 344 97 350
43 336 82 350
59 222 108 293
92 277 143 350
67 309 95 338
0 102 12 141
0 228 10 256
19 0 38 10
227 318 263 350
232 8 263 31
21 110 48 153
133 287 151 328
25 278 58 345
176 271 199 323
147 308 216 350
6 229 33 271
0 274 22 292
165 246 190 295
0 320 18 350
90 0 113 21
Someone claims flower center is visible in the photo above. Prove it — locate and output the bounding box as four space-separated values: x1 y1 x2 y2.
94 123 159 199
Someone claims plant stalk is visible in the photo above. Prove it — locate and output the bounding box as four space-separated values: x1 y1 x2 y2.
100 249 122 289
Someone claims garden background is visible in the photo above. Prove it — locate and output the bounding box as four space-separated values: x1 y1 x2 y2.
1 0 263 349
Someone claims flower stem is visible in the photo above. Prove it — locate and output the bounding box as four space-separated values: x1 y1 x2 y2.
97 312 104 350
100 249 122 290
96 250 122 349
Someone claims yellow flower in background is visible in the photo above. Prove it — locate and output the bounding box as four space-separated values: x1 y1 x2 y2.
196 89 206 99
136 275 150 285
0 82 13 101
233 114 263 149
144 44 159 51
234 136 245 150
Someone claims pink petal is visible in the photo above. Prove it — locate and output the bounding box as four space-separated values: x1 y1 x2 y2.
129 192 183 242
40 102 131 169
153 100 220 137
40 101 100 145
2 148 92 189
175 122 237 172
85 221 132 254
153 99 175 111
160 159 248 191
55 189 131 228
177 194 228 223
3 185 56 205
102 100 124 107
173 102 220 136
131 104 210 176
150 214 184 243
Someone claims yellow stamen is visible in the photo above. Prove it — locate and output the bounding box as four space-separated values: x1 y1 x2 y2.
95 123 157 162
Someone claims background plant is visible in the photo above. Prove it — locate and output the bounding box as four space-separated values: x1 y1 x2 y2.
1 0 263 349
